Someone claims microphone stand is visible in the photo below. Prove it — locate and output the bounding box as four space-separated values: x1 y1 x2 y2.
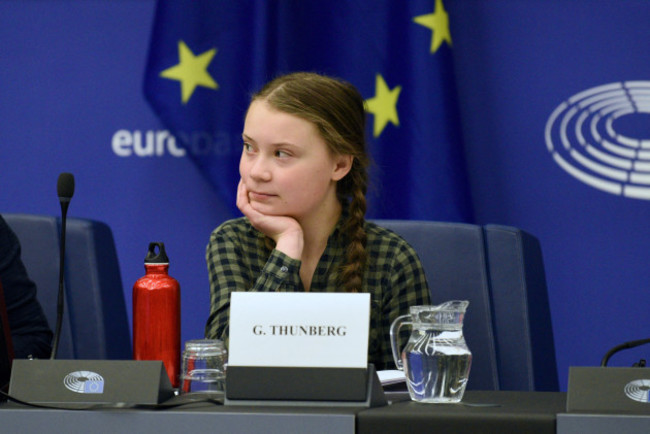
50 197 69 360
600 338 650 367
50 173 74 360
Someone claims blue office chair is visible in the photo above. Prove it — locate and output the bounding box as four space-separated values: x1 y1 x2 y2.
3 213 132 360
372 220 559 392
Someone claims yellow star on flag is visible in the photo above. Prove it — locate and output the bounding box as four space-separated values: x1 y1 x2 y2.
160 40 218 104
365 74 402 138
413 0 452 53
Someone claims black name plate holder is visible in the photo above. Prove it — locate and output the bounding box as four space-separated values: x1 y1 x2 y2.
225 363 386 408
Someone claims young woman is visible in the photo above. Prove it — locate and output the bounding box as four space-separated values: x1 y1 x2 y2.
205 72 430 369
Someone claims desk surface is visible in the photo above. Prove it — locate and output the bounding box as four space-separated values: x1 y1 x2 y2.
0 396 359 434
358 390 567 434
0 390 567 434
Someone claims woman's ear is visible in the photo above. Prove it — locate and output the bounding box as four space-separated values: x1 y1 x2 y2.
332 154 354 181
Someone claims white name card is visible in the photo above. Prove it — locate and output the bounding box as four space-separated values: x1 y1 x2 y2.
228 292 370 368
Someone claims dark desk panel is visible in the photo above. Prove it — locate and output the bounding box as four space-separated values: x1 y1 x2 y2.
0 399 358 434
357 391 567 434
1 391 567 434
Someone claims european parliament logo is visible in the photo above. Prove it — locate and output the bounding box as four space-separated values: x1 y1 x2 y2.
63 371 105 394
545 81 650 199
624 379 650 403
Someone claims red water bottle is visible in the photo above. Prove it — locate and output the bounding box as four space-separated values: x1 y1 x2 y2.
133 242 181 388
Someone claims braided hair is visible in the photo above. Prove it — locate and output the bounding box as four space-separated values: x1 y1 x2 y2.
252 72 370 293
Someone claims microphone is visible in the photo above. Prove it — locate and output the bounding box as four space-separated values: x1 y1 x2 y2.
57 173 75 205
600 337 650 367
50 173 75 359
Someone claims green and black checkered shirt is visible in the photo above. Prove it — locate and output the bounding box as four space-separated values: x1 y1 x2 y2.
205 216 431 370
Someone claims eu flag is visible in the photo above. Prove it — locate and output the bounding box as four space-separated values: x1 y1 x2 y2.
144 0 472 221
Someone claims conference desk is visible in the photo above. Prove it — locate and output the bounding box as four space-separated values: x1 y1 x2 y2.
0 390 567 433
0 398 358 434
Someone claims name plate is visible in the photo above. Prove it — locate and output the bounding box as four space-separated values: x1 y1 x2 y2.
229 292 370 368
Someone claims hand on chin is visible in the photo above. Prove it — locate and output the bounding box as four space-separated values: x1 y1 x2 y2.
238 180 302 243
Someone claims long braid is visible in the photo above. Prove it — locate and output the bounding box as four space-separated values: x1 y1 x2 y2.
339 163 368 292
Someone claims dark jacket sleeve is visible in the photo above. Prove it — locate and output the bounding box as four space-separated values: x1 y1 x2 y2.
0 215 53 359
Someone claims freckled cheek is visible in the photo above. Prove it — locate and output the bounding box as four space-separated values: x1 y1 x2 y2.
296 173 330 199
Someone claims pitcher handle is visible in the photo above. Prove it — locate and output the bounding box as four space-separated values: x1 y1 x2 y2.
389 314 411 370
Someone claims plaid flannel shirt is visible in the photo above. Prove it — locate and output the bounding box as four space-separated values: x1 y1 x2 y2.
205 216 431 370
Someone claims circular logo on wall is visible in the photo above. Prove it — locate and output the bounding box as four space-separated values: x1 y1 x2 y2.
624 379 650 403
545 81 650 199
63 370 105 394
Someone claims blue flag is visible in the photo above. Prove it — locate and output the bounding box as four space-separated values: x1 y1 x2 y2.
144 0 472 221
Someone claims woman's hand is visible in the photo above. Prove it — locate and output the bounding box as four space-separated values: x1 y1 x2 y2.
237 179 304 259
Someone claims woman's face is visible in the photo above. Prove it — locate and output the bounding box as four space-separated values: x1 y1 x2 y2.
239 100 350 220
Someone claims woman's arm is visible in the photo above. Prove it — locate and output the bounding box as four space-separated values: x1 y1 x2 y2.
204 220 302 344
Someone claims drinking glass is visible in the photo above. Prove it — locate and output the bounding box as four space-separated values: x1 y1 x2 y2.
180 339 227 394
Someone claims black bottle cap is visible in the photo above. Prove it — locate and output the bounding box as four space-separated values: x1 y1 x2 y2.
144 242 169 264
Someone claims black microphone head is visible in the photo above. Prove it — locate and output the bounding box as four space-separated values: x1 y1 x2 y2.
57 173 75 200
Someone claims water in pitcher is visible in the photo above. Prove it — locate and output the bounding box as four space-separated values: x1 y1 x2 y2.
402 329 472 403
